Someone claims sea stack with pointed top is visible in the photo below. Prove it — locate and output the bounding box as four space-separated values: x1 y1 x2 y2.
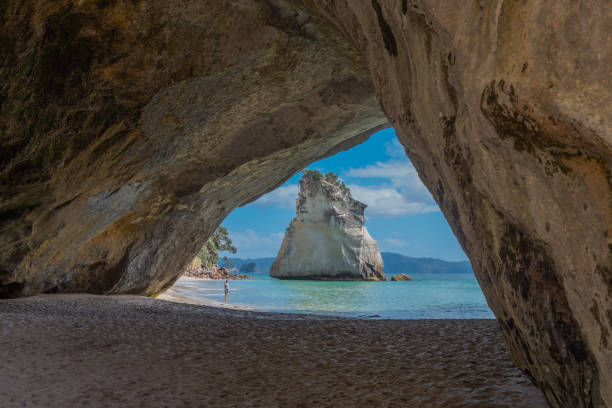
270 171 386 281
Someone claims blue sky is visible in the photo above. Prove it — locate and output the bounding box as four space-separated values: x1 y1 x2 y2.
220 129 468 261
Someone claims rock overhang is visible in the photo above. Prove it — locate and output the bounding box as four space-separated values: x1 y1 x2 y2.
0 1 610 406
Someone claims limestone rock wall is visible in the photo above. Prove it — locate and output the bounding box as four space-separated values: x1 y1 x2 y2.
0 0 387 297
0 1 610 407
302 1 611 406
270 172 386 280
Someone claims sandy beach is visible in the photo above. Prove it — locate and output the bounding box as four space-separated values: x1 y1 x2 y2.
0 294 547 407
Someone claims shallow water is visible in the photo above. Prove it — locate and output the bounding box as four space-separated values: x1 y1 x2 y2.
171 273 494 319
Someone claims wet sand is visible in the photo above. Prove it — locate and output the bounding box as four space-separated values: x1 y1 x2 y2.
0 294 548 407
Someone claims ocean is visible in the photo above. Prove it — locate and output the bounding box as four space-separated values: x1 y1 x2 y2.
168 272 494 319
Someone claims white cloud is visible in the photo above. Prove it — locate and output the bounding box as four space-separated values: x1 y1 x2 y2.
383 138 406 158
348 184 439 217
253 184 298 209
249 159 438 218
344 159 438 217
345 160 433 203
221 229 284 259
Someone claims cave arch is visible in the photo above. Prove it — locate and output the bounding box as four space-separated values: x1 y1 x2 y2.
0 1 609 407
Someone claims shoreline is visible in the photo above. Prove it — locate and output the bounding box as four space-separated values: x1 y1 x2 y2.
1 294 548 407
162 277 496 320
158 283 255 312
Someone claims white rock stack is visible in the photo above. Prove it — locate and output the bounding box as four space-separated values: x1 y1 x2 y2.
270 171 386 281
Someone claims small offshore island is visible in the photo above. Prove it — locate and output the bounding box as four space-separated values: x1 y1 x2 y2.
271 171 386 281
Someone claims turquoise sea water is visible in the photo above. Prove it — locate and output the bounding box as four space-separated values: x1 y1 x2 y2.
171 273 494 319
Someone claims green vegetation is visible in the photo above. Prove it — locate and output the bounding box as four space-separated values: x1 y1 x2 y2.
303 169 323 180
324 171 338 184
221 257 238 271
324 171 348 191
198 226 237 268
303 170 348 192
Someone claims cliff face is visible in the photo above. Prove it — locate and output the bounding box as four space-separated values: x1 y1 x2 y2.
270 173 386 281
0 0 387 297
0 1 610 406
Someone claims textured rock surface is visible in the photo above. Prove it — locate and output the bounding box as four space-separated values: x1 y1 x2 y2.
270 172 386 280
0 0 387 297
0 1 610 407
391 273 413 282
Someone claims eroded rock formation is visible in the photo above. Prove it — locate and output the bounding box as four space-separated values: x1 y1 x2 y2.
270 171 386 280
0 0 387 297
0 1 610 406
391 273 413 282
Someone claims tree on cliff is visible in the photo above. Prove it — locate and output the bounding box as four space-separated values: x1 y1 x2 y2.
198 226 237 267
303 170 348 192
324 172 348 192
303 169 323 180
324 171 339 184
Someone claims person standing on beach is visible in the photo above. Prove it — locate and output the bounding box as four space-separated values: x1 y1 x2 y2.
224 279 229 303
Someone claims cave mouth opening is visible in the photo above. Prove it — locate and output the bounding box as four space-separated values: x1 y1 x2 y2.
167 129 492 320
